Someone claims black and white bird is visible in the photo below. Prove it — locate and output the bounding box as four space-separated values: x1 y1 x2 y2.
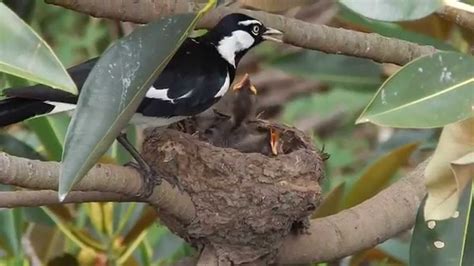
0 13 283 195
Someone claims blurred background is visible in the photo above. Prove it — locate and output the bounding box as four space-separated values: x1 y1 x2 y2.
1 0 472 265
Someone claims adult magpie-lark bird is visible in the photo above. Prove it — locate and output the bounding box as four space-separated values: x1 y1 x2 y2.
0 13 283 196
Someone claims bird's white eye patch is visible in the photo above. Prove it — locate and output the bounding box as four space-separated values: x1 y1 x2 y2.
252 25 259 35
238 20 262 26
251 25 260 35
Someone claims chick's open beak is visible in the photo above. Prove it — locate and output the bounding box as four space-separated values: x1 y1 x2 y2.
233 73 258 95
262 27 283 43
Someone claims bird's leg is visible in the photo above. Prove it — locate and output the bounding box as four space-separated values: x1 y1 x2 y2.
116 133 161 199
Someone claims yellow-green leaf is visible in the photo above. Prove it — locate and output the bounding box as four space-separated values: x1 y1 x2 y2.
343 142 419 209
41 207 105 252
86 203 114 237
312 182 346 218
424 118 474 220
0 3 76 94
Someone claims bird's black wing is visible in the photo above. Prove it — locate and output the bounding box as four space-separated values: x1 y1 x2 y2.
137 38 230 118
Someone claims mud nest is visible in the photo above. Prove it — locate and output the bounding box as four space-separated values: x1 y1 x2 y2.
142 109 326 264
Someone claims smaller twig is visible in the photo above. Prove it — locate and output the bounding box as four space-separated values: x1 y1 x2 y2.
0 190 133 208
438 3 474 32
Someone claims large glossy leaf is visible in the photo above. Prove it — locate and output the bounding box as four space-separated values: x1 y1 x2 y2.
357 52 474 128
340 0 444 22
343 142 419 209
59 13 205 199
338 6 455 51
269 50 383 90
410 183 473 266
0 3 76 94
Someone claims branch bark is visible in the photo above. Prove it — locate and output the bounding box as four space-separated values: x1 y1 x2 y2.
44 1 437 65
438 5 474 32
0 151 428 264
0 190 132 207
0 152 195 223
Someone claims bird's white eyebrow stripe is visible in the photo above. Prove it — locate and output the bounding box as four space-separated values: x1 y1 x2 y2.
238 20 262 26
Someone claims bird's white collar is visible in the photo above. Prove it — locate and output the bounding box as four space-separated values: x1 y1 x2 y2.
216 30 254 67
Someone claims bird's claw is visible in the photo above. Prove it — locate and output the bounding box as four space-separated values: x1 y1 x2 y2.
125 161 162 199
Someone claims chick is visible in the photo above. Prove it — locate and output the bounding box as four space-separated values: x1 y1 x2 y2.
231 73 257 130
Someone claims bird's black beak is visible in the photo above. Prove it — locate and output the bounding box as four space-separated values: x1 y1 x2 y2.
262 27 283 43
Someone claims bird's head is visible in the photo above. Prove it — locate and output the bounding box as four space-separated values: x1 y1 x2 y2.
206 13 283 67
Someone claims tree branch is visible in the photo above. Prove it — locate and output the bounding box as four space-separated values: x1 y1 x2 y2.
0 151 428 264
438 5 474 32
43 1 437 65
0 152 195 223
277 159 428 264
0 190 132 207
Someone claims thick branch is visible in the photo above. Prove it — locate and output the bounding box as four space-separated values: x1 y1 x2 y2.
0 152 195 223
45 0 204 23
277 159 428 264
44 1 437 65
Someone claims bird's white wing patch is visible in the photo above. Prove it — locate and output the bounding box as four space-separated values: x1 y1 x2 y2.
45 101 76 114
146 86 173 101
238 20 262 26
217 30 254 67
177 90 193 99
215 72 230 98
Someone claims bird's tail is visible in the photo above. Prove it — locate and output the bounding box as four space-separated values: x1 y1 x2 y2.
0 97 56 127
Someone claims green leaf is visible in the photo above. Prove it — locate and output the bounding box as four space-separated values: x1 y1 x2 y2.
339 0 444 22
0 133 44 160
343 142 419 209
0 3 76 94
269 50 383 90
59 13 204 199
410 182 473 266
337 5 455 51
357 52 474 128
22 207 55 226
25 115 69 161
0 209 23 256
